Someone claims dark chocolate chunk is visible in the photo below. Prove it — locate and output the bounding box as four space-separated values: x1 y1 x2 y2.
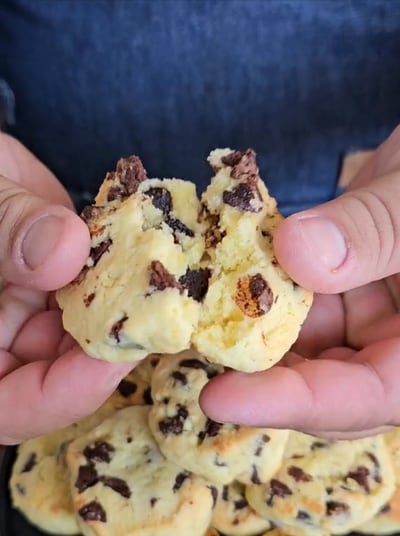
117 379 138 397
222 485 229 501
78 500 107 522
367 451 382 483
266 479 292 506
150 497 158 507
297 510 311 521
234 498 248 510
287 466 313 483
222 182 262 213
198 419 222 444
179 268 211 302
75 464 99 493
21 453 37 473
173 471 190 492
143 386 153 405
235 273 273 318
110 315 128 344
165 216 194 238
255 434 270 456
106 155 147 201
101 476 131 498
251 465 262 484
90 238 112 266
179 358 219 379
84 292 96 307
326 501 350 516
81 205 103 223
148 261 182 292
346 466 370 493
145 187 172 215
171 370 187 385
158 405 188 435
209 486 218 507
221 149 258 180
83 441 115 463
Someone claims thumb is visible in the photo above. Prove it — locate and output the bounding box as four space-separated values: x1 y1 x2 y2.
273 171 400 293
0 175 90 291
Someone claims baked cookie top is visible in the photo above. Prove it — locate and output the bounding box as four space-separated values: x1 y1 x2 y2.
148 350 289 484
66 405 215 536
246 431 395 535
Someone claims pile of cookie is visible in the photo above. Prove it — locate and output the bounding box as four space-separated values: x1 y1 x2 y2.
9 150 400 535
9 350 400 536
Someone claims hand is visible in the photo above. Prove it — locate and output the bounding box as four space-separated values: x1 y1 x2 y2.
0 133 133 444
201 126 400 439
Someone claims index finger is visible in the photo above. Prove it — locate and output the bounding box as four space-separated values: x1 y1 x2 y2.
200 338 400 435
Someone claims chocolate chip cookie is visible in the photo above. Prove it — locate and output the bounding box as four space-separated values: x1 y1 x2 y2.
246 431 395 535
148 350 289 484
66 405 215 536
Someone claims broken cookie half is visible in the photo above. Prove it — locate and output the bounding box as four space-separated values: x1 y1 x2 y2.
56 150 313 372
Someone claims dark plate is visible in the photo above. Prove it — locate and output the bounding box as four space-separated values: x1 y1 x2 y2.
0 447 65 536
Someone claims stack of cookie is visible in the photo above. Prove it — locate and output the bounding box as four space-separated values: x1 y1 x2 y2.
9 150 400 536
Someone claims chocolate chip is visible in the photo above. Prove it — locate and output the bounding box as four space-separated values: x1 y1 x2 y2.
198 418 222 444
84 292 96 307
83 441 115 463
145 187 172 215
326 486 333 495
143 386 153 405
367 451 382 483
173 471 190 492
165 216 194 238
172 371 187 385
380 502 391 514
326 501 349 516
346 466 370 493
126 436 133 443
255 434 270 456
208 485 218 507
266 479 292 506
90 238 112 266
78 500 106 522
75 464 99 493
179 268 211 302
150 497 158 507
234 498 248 510
235 273 273 318
222 485 229 501
179 358 219 379
311 441 329 450
287 466 313 483
297 510 311 521
81 205 102 223
100 476 131 498
251 465 262 484
159 405 188 435
21 453 37 473
107 156 147 201
117 379 138 397
223 149 258 180
148 261 182 292
222 182 262 213
150 355 161 368
109 315 128 344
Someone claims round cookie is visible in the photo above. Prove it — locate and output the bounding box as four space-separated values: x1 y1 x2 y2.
66 405 215 536
212 481 271 535
148 350 289 485
246 431 395 535
57 155 208 363
9 369 146 534
192 149 313 372
357 428 400 534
